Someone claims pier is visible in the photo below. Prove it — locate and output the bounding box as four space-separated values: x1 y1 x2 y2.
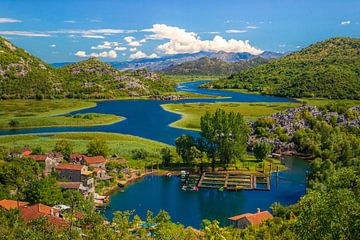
196 171 270 191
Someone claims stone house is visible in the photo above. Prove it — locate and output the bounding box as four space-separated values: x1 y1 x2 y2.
55 163 95 194
29 153 63 174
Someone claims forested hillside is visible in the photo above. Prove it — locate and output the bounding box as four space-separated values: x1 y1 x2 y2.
206 37 360 99
163 56 270 76
0 37 174 99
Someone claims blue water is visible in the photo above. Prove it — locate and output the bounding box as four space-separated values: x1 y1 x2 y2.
104 157 309 228
0 81 296 144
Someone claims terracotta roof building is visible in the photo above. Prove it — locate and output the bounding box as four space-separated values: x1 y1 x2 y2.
0 199 29 210
19 203 69 229
228 209 273 229
83 156 106 164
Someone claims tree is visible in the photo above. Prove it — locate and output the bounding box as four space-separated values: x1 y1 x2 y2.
87 139 109 157
31 146 44 155
24 177 64 205
253 142 273 161
160 148 173 166
200 109 248 168
54 140 73 160
131 149 149 160
175 134 196 164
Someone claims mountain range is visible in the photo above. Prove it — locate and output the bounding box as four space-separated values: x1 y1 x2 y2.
53 51 288 72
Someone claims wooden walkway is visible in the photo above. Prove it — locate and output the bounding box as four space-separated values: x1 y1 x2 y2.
197 171 270 191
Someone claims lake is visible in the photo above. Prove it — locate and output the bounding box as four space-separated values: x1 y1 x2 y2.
104 157 309 228
0 81 296 144
0 80 308 227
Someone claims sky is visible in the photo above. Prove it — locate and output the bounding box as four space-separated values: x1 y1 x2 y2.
0 0 359 63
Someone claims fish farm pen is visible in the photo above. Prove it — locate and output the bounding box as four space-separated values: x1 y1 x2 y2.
182 172 271 191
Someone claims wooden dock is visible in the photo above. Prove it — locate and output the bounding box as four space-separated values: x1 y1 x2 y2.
197 171 270 191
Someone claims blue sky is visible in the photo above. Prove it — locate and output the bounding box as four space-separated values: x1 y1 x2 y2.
0 0 359 63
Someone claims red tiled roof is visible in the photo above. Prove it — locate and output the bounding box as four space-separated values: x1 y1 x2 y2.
83 156 107 164
0 199 29 210
19 203 60 223
55 163 84 171
47 215 70 229
28 155 48 161
228 211 273 225
58 182 82 189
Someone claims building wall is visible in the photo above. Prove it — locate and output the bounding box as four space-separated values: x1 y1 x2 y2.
57 169 82 182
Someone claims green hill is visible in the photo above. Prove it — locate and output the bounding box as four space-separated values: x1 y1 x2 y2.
0 37 174 99
163 56 270 76
207 37 360 99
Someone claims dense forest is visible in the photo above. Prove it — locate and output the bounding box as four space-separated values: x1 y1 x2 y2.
205 37 360 99
163 56 270 76
0 37 174 99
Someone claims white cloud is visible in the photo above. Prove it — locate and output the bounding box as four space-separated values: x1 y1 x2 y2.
50 44 56 48
226 29 247 33
142 24 263 55
341 20 351 25
140 39 147 43
114 46 127 51
64 20 76 23
124 36 142 47
91 41 120 49
75 50 117 58
278 44 286 48
129 51 158 59
82 35 105 39
0 31 50 37
246 26 258 29
75 51 87 57
129 47 137 52
0 18 22 23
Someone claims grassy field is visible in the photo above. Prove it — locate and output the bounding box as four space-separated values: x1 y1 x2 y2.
0 99 124 129
0 132 172 164
161 102 301 130
166 74 220 83
297 98 360 107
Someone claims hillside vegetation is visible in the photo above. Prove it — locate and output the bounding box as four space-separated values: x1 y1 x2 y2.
163 56 270 76
206 37 360 99
0 37 174 99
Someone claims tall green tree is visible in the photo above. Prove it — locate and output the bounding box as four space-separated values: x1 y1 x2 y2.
200 109 248 168
160 147 173 166
175 134 196 164
54 140 73 160
87 139 109 157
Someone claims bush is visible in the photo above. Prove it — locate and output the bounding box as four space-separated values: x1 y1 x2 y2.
131 149 149 160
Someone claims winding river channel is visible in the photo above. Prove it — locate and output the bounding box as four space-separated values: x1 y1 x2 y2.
0 81 309 227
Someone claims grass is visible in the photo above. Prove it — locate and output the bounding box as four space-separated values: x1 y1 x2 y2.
297 98 360 107
166 75 220 83
161 102 301 130
0 99 124 129
0 132 173 164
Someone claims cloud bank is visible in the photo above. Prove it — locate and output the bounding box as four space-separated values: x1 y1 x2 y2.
143 24 263 55
75 50 117 58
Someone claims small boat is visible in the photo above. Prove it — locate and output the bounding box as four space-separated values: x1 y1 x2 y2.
218 186 225 192
166 172 172 177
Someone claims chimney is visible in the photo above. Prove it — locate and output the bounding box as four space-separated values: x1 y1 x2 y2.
257 208 261 213
50 208 54 216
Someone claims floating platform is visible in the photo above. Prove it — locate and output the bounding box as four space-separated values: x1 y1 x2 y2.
197 171 270 191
